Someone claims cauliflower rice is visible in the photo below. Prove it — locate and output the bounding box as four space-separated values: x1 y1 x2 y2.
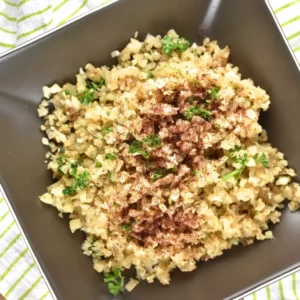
38 30 300 291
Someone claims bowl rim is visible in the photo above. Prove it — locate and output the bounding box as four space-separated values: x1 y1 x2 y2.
0 1 299 299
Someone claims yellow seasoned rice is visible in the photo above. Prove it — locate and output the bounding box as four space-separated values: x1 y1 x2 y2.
38 29 300 290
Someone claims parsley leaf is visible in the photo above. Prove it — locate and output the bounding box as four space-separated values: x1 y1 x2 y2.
95 161 102 168
184 106 212 121
162 35 190 56
129 140 150 159
86 78 106 90
64 90 70 95
142 134 161 148
254 153 268 168
101 126 113 136
57 157 65 174
77 89 95 106
103 268 125 297
75 171 90 190
209 87 220 100
152 169 166 181
222 146 248 181
62 186 75 195
104 153 117 160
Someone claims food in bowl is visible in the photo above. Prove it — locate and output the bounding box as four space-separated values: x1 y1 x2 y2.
38 29 300 296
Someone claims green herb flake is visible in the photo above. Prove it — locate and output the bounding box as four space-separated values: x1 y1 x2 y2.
192 170 199 176
86 78 106 90
120 223 132 232
77 89 95 106
104 153 117 161
243 98 249 104
168 166 177 173
62 186 75 196
209 87 220 100
151 169 166 182
129 140 150 159
103 268 125 297
101 126 113 136
57 157 65 174
147 72 154 79
75 171 90 190
59 147 65 154
222 146 248 181
255 153 269 168
184 106 212 121
95 161 102 168
142 134 161 148
64 90 70 95
162 35 190 56
168 198 173 205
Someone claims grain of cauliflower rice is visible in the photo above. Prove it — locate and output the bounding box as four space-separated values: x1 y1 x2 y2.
38 30 300 295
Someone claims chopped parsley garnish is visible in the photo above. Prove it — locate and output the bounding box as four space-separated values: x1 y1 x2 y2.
192 170 199 176
184 106 212 121
243 98 248 104
152 169 165 181
253 153 269 168
75 171 90 190
168 166 177 173
104 153 117 160
142 134 161 148
222 146 248 181
120 223 132 232
77 89 95 106
101 126 113 136
57 157 65 174
147 72 154 79
209 87 220 100
64 90 70 95
62 186 74 195
162 35 190 56
63 170 90 195
103 268 125 297
95 161 102 168
129 140 151 159
58 147 65 154
86 78 106 90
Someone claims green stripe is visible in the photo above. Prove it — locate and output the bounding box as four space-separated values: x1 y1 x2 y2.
4 262 35 297
17 5 52 23
281 15 300 27
40 290 50 300
17 19 53 40
0 26 17 34
294 46 300 52
0 41 15 48
53 0 68 12
18 0 30 7
0 220 15 239
0 234 21 258
0 197 3 204
0 12 17 22
19 276 43 300
0 248 29 281
2 0 17 6
266 285 271 300
279 280 285 300
287 31 300 41
252 292 257 300
0 210 10 222
57 0 88 26
293 273 300 300
275 0 300 13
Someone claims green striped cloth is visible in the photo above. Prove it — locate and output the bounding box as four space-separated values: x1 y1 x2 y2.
0 0 300 299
